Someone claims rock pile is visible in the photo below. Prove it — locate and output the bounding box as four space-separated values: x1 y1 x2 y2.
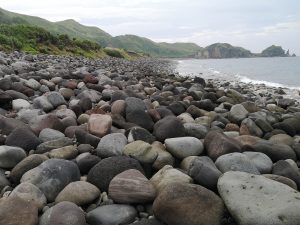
0 51 299 225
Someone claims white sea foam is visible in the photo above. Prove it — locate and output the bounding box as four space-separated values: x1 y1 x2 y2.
235 74 300 91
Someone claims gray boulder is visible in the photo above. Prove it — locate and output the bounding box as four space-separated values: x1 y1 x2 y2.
21 159 80 202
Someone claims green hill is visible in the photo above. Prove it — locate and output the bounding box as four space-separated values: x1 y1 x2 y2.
0 7 201 58
111 35 203 57
0 24 133 59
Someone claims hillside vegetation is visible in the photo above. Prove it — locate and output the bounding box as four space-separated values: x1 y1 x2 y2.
0 7 295 58
0 24 132 59
0 8 201 58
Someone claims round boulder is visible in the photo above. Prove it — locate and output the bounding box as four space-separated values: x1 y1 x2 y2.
153 182 224 225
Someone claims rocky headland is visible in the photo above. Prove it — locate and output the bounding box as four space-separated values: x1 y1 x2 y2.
0 51 300 225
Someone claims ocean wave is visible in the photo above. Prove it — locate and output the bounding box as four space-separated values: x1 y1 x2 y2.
235 74 300 90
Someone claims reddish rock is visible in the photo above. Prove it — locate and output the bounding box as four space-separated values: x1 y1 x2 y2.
88 114 112 138
109 169 156 204
29 114 64 135
83 74 99 84
224 123 240 132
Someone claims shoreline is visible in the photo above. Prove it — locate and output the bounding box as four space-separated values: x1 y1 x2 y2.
0 52 299 225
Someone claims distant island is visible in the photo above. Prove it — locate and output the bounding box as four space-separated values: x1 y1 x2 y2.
194 43 295 59
0 7 296 58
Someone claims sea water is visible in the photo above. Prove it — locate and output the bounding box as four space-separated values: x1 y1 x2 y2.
175 57 300 90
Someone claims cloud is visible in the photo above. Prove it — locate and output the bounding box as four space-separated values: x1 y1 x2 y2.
256 21 300 36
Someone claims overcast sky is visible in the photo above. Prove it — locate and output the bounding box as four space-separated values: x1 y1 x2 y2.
2 0 300 54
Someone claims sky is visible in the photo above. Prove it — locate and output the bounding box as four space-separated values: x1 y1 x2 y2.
1 0 300 54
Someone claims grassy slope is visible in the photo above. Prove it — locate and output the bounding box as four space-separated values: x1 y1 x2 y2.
0 24 134 59
0 7 201 58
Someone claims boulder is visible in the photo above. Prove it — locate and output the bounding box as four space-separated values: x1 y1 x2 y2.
165 137 203 159
150 165 193 192
96 133 127 158
0 146 26 169
215 152 260 174
218 171 300 225
153 182 224 225
75 153 100 174
228 104 248 124
40 201 86 225
10 182 47 210
0 196 38 225
88 114 112 138
188 156 222 191
87 204 137 225
87 156 144 192
36 137 73 154
55 181 100 205
10 154 48 184
272 160 300 190
243 151 273 174
109 169 156 204
21 159 80 202
39 128 65 142
5 127 41 151
153 116 185 142
204 131 241 161
123 141 158 164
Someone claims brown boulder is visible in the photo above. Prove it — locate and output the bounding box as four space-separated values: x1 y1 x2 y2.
153 182 224 225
